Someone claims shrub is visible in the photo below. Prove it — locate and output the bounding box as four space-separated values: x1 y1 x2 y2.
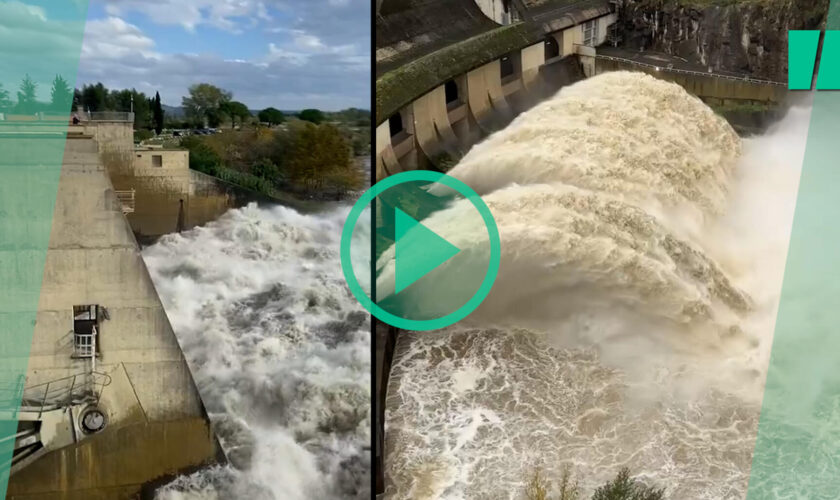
525 467 579 500
298 108 325 124
134 129 154 143
181 136 221 175
252 157 280 182
523 467 663 500
591 468 664 500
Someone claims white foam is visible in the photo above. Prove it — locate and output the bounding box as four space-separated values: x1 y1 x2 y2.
144 203 371 500
384 72 811 499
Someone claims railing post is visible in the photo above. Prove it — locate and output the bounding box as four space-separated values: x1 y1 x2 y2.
40 381 49 420
68 375 76 407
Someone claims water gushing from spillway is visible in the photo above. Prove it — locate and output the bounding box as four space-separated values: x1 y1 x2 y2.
383 72 810 499
142 203 371 500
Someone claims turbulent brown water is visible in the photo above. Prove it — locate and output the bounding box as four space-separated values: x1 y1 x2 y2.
382 72 810 499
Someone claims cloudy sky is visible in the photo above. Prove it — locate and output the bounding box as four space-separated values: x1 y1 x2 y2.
80 0 370 110
0 0 370 111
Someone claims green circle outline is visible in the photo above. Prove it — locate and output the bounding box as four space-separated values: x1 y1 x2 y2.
340 170 501 331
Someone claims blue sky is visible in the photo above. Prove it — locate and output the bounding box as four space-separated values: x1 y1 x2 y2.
76 0 371 110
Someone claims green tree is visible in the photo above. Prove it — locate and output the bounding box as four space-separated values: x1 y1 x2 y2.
222 100 250 128
80 82 109 112
16 74 38 114
182 83 232 128
153 91 164 134
49 75 73 114
330 107 370 124
287 123 359 193
134 129 154 143
298 108 325 124
591 468 664 500
110 88 151 130
252 157 279 181
258 107 285 125
0 83 11 111
181 136 222 175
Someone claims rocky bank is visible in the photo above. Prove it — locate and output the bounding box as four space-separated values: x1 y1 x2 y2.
618 0 829 81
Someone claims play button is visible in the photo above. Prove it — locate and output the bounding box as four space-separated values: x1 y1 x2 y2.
340 170 501 331
394 207 460 294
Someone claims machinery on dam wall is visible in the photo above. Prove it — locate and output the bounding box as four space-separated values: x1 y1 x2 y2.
0 123 222 499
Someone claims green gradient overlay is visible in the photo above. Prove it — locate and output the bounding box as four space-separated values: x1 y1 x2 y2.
0 1 89 494
747 2 840 497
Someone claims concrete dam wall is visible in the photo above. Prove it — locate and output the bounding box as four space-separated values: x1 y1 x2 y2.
5 133 221 499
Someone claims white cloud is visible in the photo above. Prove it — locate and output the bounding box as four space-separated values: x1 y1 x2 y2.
82 17 159 60
0 2 89 94
78 1 371 110
0 1 47 23
266 42 308 65
100 0 273 33
293 32 324 50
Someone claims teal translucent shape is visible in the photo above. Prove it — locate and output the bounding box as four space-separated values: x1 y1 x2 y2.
340 170 501 331
747 2 840 497
0 1 90 495
788 30 821 90
817 31 840 90
394 207 460 294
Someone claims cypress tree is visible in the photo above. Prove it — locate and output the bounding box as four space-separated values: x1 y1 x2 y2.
153 91 164 135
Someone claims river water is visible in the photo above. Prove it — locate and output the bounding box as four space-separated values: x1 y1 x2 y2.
382 72 811 499
143 199 371 500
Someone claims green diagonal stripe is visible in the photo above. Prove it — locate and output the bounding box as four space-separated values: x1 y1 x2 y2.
747 2 840 498
0 1 89 495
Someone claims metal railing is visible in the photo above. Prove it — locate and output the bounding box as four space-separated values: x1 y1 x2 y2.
0 371 111 420
593 53 787 86
85 111 135 122
16 372 111 418
115 189 136 214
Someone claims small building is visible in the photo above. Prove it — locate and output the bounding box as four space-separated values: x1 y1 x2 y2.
134 147 190 176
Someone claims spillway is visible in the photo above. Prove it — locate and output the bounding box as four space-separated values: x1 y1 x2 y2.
382 72 810 499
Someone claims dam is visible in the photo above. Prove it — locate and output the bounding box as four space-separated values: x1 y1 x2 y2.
0 109 369 498
374 0 807 497
0 115 234 499
375 0 788 180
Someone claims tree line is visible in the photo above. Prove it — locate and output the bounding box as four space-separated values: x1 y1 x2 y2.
181 120 364 199
1 76 369 199
0 74 74 115
1 77 369 136
76 82 165 134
